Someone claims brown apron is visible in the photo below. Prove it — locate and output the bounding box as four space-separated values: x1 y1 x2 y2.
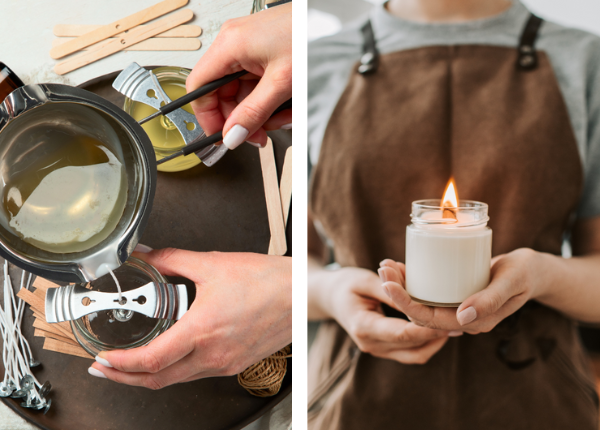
308 14 599 430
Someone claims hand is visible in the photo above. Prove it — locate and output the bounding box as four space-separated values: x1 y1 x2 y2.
88 249 292 389
379 248 542 334
186 3 292 150
322 266 454 364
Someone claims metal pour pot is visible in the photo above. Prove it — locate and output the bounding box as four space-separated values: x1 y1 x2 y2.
0 83 156 283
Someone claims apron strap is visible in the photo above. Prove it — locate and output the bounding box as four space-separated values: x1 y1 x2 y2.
359 14 544 74
358 20 379 74
516 14 544 70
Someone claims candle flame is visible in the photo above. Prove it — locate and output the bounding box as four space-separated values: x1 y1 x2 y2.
441 179 458 220
441 179 459 208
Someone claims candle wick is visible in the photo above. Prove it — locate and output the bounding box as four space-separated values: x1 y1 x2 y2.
442 206 457 221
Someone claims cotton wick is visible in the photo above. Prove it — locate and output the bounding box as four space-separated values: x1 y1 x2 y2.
108 269 124 305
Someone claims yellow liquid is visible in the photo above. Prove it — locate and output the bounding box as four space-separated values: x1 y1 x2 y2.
3 134 127 253
128 79 202 173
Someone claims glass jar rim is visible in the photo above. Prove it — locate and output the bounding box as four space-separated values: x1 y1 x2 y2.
411 199 488 210
123 66 192 153
70 257 173 356
411 199 489 228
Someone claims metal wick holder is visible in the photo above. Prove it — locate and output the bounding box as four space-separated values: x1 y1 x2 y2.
45 282 188 323
113 62 228 167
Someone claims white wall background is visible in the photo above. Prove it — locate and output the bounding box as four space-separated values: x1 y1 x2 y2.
308 0 600 41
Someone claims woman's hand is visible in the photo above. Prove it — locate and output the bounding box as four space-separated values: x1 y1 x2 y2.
88 249 292 389
311 265 454 364
379 248 543 334
186 3 292 150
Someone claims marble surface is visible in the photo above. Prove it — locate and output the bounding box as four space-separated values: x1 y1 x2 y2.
0 1 291 429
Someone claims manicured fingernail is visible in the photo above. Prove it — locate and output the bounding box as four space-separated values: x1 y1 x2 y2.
247 141 262 148
448 331 463 337
88 367 107 378
377 268 388 282
457 307 477 325
95 355 113 368
223 124 249 150
134 244 152 254
280 123 292 130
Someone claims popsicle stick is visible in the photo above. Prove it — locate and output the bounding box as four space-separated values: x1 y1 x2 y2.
279 147 292 226
53 37 201 52
260 138 287 256
267 146 291 254
50 0 189 59
54 9 194 75
43 338 91 359
54 24 202 38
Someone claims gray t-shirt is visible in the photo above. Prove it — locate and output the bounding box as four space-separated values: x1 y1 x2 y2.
308 0 600 218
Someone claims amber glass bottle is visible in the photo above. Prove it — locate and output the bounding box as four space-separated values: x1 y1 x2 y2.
0 62 24 105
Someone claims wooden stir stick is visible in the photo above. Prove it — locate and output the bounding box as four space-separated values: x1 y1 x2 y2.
53 24 202 38
50 0 189 59
268 146 291 254
54 9 194 75
240 145 292 397
260 138 287 256
52 37 201 52
279 147 292 226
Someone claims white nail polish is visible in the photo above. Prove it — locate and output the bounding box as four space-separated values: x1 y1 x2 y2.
95 355 113 368
88 367 107 378
223 124 249 150
247 141 262 148
134 244 153 254
280 123 292 130
457 306 477 326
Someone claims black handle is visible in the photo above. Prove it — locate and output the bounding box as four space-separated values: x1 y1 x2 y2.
265 0 292 8
182 98 292 156
158 70 248 117
156 98 292 165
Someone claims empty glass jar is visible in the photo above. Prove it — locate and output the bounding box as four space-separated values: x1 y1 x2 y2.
70 257 175 356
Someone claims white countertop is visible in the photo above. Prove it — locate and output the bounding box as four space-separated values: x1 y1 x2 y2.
1 0 253 86
0 1 291 429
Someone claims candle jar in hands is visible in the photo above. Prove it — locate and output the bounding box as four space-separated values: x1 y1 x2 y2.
405 200 492 307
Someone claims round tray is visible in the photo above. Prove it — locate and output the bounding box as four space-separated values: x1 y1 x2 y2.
0 69 292 430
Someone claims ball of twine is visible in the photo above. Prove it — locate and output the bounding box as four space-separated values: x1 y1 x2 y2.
238 344 292 397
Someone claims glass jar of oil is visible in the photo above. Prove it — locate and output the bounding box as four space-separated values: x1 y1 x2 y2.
124 67 201 173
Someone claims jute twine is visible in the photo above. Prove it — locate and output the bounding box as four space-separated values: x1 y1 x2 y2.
238 344 292 397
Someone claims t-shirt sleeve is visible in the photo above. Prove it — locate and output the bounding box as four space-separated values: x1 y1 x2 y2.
578 37 600 219
308 26 363 168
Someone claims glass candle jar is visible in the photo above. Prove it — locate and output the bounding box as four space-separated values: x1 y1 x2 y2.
124 66 201 173
70 257 175 356
405 200 492 307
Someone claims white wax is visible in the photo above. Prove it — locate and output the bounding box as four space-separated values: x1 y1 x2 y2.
405 217 492 305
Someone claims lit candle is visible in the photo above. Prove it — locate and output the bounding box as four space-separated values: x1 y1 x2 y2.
405 180 492 306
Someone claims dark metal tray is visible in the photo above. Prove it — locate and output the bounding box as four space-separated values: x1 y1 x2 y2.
0 69 292 430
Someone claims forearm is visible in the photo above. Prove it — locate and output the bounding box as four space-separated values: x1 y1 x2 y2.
534 252 600 323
